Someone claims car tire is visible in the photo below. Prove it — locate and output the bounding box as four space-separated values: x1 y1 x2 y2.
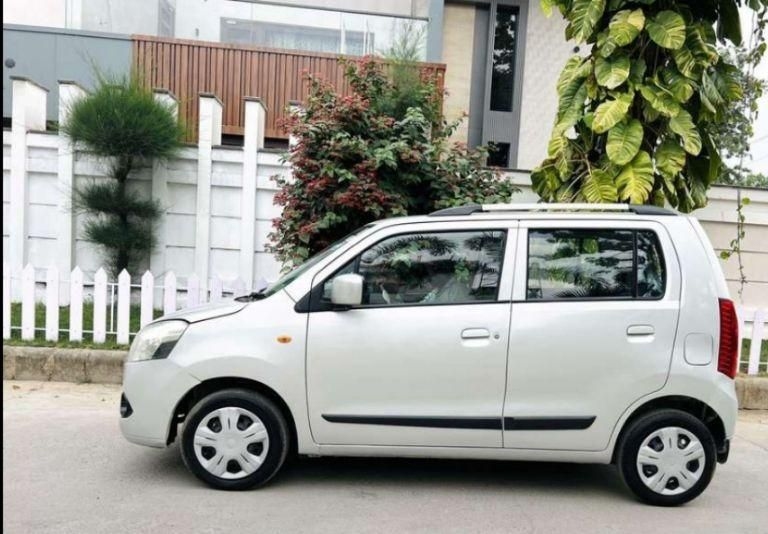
180 388 290 490
616 409 717 506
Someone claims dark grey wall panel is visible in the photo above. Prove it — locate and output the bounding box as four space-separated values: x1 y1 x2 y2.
3 25 132 122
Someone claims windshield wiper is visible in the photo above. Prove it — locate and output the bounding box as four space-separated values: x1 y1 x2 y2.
235 288 268 302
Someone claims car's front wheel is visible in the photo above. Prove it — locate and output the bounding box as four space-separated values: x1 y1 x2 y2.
617 409 717 506
180 388 289 490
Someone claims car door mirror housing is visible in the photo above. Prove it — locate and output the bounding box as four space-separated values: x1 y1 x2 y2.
331 274 364 307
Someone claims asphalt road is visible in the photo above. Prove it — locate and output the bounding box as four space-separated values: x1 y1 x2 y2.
3 381 768 534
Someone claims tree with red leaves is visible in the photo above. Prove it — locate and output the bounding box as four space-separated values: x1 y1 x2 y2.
269 58 517 268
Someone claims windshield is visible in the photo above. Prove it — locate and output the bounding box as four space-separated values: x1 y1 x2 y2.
261 224 377 297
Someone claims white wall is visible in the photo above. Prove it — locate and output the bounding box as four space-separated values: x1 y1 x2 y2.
3 129 286 285
516 5 574 170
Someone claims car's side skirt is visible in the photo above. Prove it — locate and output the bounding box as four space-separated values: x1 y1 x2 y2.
322 415 596 431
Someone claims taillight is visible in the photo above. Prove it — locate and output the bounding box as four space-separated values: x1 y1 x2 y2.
717 298 739 378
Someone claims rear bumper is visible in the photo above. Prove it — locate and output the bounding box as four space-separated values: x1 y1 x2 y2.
119 359 199 448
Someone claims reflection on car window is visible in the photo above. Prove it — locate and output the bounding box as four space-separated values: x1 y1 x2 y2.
527 229 666 300
326 230 506 306
637 230 665 298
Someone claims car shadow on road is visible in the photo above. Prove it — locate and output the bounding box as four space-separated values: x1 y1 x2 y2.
280 456 627 496
131 443 629 501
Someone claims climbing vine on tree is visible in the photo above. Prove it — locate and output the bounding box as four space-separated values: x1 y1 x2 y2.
533 0 767 212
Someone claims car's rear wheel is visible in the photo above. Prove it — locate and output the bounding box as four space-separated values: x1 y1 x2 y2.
617 409 716 506
180 388 289 490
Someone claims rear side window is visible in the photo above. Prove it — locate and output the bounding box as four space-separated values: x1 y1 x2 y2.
527 229 665 300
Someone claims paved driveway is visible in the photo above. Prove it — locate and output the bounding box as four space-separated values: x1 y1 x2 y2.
3 381 767 533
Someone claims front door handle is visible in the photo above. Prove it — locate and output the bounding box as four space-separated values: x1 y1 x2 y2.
462 328 491 340
627 325 655 336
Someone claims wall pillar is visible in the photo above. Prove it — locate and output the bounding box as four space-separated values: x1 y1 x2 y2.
9 77 47 283
239 97 266 290
56 81 86 304
195 93 222 297
150 89 179 278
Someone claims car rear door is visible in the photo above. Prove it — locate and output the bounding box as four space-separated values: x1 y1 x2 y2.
503 219 681 451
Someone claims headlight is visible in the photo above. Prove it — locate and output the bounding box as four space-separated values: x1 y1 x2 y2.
126 320 188 362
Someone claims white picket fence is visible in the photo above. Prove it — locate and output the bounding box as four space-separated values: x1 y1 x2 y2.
740 308 767 376
3 263 264 345
2 263 767 374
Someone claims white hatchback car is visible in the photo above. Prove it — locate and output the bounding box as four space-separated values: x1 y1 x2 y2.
120 203 740 506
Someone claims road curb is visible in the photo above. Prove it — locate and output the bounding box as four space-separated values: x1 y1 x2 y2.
736 376 768 410
2 345 768 408
3 346 126 385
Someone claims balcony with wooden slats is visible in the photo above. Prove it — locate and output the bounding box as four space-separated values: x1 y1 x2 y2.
132 35 446 143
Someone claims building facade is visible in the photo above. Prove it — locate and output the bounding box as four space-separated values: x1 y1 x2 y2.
3 0 570 167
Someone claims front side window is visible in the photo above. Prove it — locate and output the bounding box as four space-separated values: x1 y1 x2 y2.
323 230 506 307
527 229 666 300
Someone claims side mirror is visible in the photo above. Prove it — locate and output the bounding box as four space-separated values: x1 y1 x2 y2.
331 273 363 307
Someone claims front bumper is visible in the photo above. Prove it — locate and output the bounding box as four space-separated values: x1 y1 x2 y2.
119 358 200 448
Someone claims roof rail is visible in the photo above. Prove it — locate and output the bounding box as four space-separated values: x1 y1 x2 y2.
428 203 677 217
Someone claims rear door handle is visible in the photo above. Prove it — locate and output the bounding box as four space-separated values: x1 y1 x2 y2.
462 328 491 340
627 325 655 336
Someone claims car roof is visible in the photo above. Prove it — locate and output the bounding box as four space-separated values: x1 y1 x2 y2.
367 203 681 228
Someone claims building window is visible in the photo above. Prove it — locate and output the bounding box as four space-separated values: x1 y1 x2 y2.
487 142 511 168
221 18 369 55
490 5 518 112
467 0 527 169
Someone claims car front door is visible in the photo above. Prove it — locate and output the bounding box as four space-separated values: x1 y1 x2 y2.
503 220 681 451
305 222 516 447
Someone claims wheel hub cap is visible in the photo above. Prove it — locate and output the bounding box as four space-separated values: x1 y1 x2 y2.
193 406 269 480
636 426 705 496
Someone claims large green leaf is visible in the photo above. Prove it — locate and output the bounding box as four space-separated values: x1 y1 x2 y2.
660 68 694 103
540 0 556 17
646 11 687 50
606 119 643 165
700 70 724 113
570 0 606 42
655 139 686 179
592 91 633 133
717 0 742 45
639 83 681 117
608 9 645 46
669 110 702 155
548 134 573 176
628 58 647 86
673 24 719 77
531 165 562 198
556 56 589 93
595 52 631 89
555 77 589 132
581 169 618 202
616 150 654 203
712 63 743 101
554 57 591 132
